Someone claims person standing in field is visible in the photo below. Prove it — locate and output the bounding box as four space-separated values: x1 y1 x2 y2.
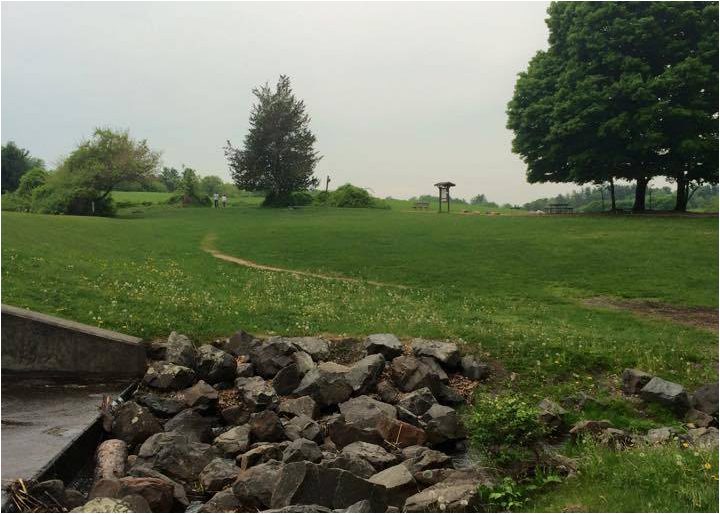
222 194 227 208
213 192 219 208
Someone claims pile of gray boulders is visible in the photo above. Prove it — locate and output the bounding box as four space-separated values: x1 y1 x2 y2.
63 332 494 513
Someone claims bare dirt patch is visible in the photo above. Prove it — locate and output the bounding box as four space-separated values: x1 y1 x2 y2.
582 296 718 332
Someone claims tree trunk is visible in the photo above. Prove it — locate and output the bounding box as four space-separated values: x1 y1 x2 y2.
94 439 127 482
674 174 688 212
609 177 616 211
633 177 649 212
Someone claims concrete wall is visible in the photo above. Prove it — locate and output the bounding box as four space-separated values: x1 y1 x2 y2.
1 304 146 381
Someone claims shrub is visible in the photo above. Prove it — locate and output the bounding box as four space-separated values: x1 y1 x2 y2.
467 394 547 450
330 184 372 208
289 190 313 206
31 180 116 216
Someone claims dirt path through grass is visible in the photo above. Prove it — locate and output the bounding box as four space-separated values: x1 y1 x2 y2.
202 233 409 289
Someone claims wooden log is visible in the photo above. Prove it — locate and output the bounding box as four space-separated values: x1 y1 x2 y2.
94 439 128 482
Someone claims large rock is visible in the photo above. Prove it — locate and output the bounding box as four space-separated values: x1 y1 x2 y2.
537 398 567 429
459 356 491 381
236 443 287 470
686 408 715 428
117 477 174 512
364 334 403 360
689 427 719 449
111 401 162 447
346 354 386 395
236 363 255 378
135 432 221 484
273 364 304 395
692 383 719 417
279 396 319 419
621 368 653 395
640 377 691 413
294 362 353 407
646 427 677 445
195 344 237 384
284 415 322 443
283 438 323 463
126 466 189 508
233 460 283 509
293 351 316 375
422 405 465 444
369 464 418 507
199 458 240 492
411 340 460 368
377 380 400 404
327 416 386 449
166 332 197 368
225 330 258 357
397 388 438 417
402 449 452 473
403 471 491 512
181 380 218 409
221 405 252 426
321 454 376 479
164 409 214 443
339 396 396 429
251 411 287 442
250 338 298 378
70 498 133 513
390 356 447 393
137 394 185 417
143 362 196 391
341 441 396 470
199 490 241 513
289 337 330 361
213 425 251 457
236 376 279 411
376 416 428 448
569 419 612 437
270 461 388 511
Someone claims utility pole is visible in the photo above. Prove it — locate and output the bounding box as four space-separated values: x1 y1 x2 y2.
325 175 331 193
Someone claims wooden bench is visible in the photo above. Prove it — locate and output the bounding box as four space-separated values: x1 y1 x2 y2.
413 201 430 210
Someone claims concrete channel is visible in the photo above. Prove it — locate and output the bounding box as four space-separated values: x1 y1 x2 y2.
1 305 147 508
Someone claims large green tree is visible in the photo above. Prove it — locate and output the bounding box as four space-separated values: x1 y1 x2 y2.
1 141 44 193
508 2 718 212
224 75 321 206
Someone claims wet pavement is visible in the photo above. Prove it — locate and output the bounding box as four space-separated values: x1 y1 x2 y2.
1 380 127 484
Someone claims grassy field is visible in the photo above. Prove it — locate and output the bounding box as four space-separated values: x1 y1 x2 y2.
1 199 717 511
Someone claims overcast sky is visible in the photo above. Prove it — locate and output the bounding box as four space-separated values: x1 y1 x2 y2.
2 1 585 204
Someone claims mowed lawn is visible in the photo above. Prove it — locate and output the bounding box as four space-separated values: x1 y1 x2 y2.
2 203 718 511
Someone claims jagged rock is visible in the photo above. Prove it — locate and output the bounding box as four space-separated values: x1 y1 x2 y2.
251 338 298 378
411 340 460 368
166 332 197 368
251 411 287 442
459 356 491 380
213 425 251 457
400 445 428 460
686 408 715 428
237 363 255 378
64 489 86 510
377 380 400 404
196 345 237 383
89 478 120 500
289 337 331 361
646 427 677 444
147 341 168 361
422 405 465 444
199 490 241 513
376 416 428 448
279 396 319 419
111 402 162 447
199 458 240 491
397 406 421 427
236 443 287 469
71 498 133 513
689 427 719 449
185 500 204 512
283 438 323 463
233 459 283 508
294 351 317 375
411 468 455 487
341 441 396 470
126 466 189 508
135 432 221 484
369 464 418 507
270 461 388 511
569 419 612 437
326 416 387 449
346 354 386 395
390 356 446 393
599 428 632 449
621 368 653 395
117 477 174 512
398 388 438 416
225 330 258 357
692 383 719 417
403 471 492 512
561 391 598 411
181 381 218 409
121 494 152 512
295 362 353 407
640 377 691 413
137 394 185 417
143 362 196 391
273 363 304 395
236 376 279 411
402 449 452 473
343 499 374 512
537 398 567 429
221 405 252 425
321 454 376 479
364 334 403 360
284 415 323 443
433 383 465 406
164 409 214 443
339 395 396 429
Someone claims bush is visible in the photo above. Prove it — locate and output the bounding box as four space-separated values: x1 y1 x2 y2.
466 394 547 450
289 191 313 206
31 181 116 216
330 184 372 208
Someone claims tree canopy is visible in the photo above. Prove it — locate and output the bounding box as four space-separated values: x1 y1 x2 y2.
508 2 718 211
225 75 321 206
1 141 44 193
